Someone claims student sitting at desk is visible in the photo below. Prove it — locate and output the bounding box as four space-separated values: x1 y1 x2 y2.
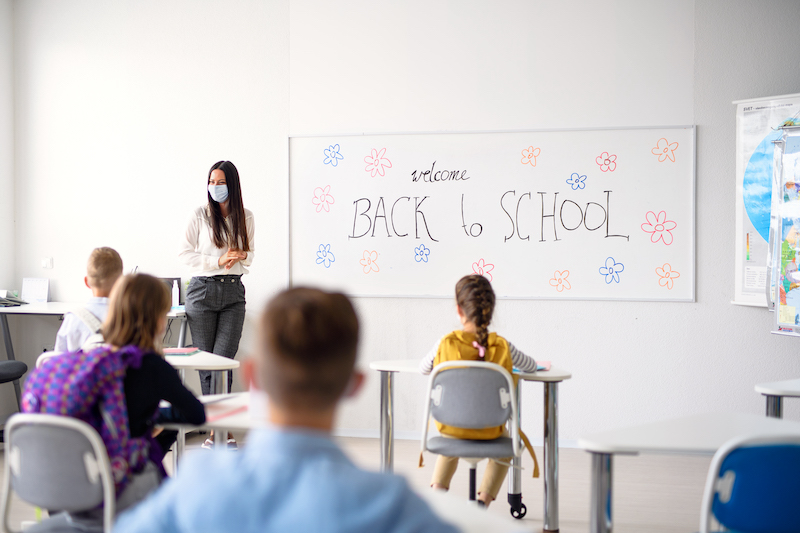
54 247 123 352
23 274 205 528
115 287 459 533
419 274 537 508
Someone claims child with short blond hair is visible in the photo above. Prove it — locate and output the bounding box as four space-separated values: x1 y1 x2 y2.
54 247 123 352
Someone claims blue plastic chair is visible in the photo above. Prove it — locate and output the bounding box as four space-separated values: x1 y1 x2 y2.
699 434 800 533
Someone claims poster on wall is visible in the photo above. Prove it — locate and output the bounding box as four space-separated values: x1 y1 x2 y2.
734 93 800 307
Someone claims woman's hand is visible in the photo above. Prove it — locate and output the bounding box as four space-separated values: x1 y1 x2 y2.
218 248 247 269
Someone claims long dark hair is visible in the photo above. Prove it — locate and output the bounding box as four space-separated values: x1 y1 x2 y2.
455 274 496 349
207 161 251 252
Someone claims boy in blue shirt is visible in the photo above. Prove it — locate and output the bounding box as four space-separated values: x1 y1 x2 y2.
115 287 458 533
54 247 122 352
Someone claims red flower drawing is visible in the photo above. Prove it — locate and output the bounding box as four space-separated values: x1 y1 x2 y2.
549 270 571 292
521 146 541 167
641 211 677 245
311 185 335 213
651 138 679 162
596 152 617 172
472 259 494 281
656 263 680 290
364 148 392 177
360 250 380 274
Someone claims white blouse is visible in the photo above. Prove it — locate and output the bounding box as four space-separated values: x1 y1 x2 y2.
179 206 255 278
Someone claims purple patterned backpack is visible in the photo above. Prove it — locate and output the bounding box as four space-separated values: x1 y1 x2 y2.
21 345 155 496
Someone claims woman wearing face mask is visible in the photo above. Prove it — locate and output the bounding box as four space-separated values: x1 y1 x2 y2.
179 160 254 449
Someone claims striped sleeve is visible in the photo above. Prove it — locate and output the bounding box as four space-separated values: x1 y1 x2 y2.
418 339 442 375
509 342 537 373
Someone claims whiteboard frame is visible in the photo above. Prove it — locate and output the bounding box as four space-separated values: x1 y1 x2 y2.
288 125 696 302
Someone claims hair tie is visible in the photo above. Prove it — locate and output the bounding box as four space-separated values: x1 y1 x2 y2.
472 341 486 359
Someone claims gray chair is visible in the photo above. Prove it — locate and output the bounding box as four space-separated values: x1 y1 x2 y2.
420 361 521 503
0 361 27 412
0 414 115 533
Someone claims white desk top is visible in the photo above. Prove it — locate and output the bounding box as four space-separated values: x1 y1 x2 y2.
577 412 800 455
754 378 800 397
419 490 529 533
369 358 572 382
0 301 186 318
166 351 239 371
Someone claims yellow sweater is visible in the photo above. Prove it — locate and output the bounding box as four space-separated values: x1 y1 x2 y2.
433 330 514 440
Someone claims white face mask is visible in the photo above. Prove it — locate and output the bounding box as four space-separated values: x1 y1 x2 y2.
208 184 229 203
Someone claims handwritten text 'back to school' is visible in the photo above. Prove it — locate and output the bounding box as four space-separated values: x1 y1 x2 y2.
348 162 630 243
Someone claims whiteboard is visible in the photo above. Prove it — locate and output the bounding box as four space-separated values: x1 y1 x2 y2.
289 127 695 300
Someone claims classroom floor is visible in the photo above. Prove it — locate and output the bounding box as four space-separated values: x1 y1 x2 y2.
2 433 713 532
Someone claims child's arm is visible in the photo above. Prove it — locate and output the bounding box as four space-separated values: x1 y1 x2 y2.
508 342 537 373
153 358 206 425
418 339 441 375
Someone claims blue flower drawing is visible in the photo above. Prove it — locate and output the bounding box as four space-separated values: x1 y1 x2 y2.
323 144 344 167
316 244 335 268
566 172 587 190
414 244 431 263
599 257 624 284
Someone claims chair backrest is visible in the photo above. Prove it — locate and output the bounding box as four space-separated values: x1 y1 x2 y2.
1 414 115 533
421 361 520 457
699 433 800 533
430 364 512 429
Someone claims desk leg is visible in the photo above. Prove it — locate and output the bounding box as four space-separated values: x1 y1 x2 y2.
508 379 525 518
379 371 394 473
174 369 187 474
213 370 225 448
590 452 613 533
177 319 187 348
765 395 783 418
543 382 559 532
0 315 21 411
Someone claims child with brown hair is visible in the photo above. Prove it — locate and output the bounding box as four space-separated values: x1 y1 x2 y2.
115 287 458 533
419 274 538 508
24 273 205 529
54 246 123 352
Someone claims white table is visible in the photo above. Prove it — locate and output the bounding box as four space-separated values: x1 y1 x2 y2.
369 359 571 531
0 302 187 408
577 412 800 533
754 378 800 418
165 352 240 465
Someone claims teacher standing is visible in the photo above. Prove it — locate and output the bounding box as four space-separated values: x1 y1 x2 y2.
179 161 254 400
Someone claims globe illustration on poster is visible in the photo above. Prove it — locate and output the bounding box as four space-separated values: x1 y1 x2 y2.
743 129 783 242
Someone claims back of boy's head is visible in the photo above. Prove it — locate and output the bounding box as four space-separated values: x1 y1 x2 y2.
260 287 359 412
87 247 123 291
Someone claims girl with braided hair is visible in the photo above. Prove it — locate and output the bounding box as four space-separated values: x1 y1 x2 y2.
419 274 537 508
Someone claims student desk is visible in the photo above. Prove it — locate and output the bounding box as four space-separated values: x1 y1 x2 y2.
577 412 800 533
166 351 240 465
754 378 800 418
0 302 185 405
369 359 571 532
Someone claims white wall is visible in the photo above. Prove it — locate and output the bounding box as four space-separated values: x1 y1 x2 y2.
0 0 13 289
7 0 800 442
6 0 289 416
